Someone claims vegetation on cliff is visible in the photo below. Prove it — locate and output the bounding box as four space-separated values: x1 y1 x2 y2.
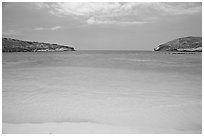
154 36 202 52
2 38 75 52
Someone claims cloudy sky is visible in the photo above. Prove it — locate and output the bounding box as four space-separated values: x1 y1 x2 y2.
2 2 202 50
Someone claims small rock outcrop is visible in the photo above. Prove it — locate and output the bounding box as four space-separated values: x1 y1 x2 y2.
154 36 202 52
2 37 75 52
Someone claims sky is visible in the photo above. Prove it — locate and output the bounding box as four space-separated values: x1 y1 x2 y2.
2 2 202 50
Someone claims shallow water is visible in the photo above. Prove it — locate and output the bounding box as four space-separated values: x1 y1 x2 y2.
2 51 202 133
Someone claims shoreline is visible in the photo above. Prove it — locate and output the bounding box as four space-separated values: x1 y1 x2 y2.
3 122 201 134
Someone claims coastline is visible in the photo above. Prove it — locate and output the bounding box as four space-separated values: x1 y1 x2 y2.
3 121 201 134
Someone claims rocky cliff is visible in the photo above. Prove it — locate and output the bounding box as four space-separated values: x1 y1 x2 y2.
2 38 75 52
154 36 202 52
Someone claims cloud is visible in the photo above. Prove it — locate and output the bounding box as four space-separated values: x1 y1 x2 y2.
50 26 61 30
34 26 62 31
86 17 146 25
36 2 202 25
3 30 21 36
151 2 202 15
34 27 45 31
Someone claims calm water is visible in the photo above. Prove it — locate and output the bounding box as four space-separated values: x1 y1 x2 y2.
2 51 202 133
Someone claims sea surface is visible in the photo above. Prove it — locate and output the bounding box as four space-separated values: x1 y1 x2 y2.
2 51 202 133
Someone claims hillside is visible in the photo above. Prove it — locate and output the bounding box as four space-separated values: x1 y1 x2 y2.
154 36 202 52
2 38 75 52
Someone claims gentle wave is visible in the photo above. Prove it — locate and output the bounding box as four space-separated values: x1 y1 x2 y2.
2 51 202 133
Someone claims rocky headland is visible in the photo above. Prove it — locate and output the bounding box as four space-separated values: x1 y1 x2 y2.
2 38 75 52
154 36 202 52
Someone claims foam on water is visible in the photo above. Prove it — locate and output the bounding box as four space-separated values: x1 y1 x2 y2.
2 51 202 133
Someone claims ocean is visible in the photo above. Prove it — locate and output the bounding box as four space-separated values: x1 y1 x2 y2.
2 51 202 134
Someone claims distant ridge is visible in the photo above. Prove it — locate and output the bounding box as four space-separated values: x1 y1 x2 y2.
154 36 202 52
2 37 75 52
